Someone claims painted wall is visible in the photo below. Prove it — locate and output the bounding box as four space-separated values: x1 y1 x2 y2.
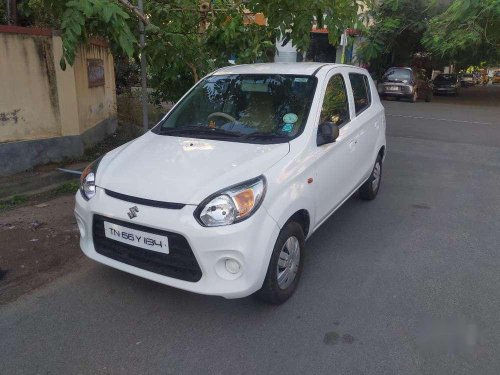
0 26 116 144
0 32 62 142
73 43 116 134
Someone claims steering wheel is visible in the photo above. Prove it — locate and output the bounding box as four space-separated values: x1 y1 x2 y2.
207 112 237 123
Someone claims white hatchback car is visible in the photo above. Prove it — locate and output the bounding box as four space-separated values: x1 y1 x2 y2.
75 63 386 304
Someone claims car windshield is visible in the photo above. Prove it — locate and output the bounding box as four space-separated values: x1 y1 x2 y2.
495 72 500 77
382 68 411 82
435 74 457 82
153 74 317 143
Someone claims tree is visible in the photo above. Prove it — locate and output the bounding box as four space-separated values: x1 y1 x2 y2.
139 0 374 102
356 0 436 76
16 0 372 102
422 0 500 66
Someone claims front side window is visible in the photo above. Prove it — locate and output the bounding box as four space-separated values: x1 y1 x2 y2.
320 74 350 127
153 74 317 143
349 73 371 115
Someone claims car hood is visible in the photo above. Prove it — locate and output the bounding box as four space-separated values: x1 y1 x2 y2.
97 132 289 204
434 82 455 86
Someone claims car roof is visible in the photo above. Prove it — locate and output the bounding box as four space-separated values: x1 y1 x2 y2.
212 62 356 76
387 67 412 71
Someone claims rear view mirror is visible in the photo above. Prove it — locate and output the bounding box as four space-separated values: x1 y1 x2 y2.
317 122 340 146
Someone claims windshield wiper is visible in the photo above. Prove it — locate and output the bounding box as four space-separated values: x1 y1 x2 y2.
238 132 289 141
158 125 240 138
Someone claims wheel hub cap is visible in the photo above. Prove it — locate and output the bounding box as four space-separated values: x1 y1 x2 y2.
372 162 381 191
276 236 300 290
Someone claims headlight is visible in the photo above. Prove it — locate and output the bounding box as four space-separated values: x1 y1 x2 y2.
195 176 266 227
80 156 103 200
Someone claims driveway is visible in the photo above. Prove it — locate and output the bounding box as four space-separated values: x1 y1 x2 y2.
1 86 500 375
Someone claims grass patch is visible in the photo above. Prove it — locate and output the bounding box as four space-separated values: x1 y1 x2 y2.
0 195 28 210
0 180 80 213
53 181 80 195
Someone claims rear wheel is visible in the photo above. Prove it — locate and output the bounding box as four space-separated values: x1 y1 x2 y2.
359 156 382 201
256 222 305 304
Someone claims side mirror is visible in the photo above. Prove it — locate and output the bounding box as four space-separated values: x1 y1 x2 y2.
317 122 339 146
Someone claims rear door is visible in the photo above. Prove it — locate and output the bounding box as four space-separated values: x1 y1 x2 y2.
345 71 379 184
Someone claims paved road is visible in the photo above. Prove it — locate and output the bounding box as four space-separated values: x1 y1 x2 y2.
1 86 500 375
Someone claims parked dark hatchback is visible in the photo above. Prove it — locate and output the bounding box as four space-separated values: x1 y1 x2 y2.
378 67 433 102
433 74 460 95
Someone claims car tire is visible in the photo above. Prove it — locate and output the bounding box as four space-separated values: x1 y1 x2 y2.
359 156 382 201
256 221 305 304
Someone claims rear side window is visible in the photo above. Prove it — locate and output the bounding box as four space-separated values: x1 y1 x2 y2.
320 74 350 128
349 73 371 115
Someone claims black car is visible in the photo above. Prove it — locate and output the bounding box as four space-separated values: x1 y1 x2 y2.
377 67 433 102
433 74 460 95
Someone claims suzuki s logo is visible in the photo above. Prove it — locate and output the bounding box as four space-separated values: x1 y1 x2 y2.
127 206 139 219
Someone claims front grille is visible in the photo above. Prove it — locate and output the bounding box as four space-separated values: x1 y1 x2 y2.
105 189 185 210
92 214 202 282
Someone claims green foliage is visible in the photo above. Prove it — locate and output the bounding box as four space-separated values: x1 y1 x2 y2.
247 0 370 51
17 0 67 28
357 0 434 75
0 2 7 24
20 0 371 101
0 195 28 211
59 0 136 68
146 0 372 102
54 181 80 194
422 0 500 66
358 0 499 71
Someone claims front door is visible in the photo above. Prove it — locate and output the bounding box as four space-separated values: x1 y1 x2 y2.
313 71 359 225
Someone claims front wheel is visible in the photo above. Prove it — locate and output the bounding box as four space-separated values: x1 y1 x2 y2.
359 156 382 200
256 222 305 304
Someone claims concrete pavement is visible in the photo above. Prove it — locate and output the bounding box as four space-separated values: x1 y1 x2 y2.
1 86 499 375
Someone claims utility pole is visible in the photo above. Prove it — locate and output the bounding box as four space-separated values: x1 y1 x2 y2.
6 0 17 25
340 31 347 64
138 0 148 133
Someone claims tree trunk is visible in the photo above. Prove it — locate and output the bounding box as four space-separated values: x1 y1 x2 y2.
186 62 199 83
116 0 150 26
7 0 17 25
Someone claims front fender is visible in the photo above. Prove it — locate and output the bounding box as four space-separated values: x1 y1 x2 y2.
263 150 316 238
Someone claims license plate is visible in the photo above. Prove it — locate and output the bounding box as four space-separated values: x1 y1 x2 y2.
387 86 399 91
103 221 169 254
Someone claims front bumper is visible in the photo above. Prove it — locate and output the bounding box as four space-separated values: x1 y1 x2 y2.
378 84 413 98
434 87 458 93
74 188 281 299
